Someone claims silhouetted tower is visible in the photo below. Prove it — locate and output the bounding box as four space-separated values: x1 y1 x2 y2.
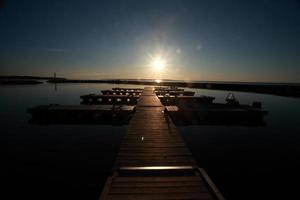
53 72 57 91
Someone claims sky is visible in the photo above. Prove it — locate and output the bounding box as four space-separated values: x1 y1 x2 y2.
0 0 299 82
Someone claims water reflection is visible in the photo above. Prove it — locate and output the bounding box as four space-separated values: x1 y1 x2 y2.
1 83 300 200
181 87 300 199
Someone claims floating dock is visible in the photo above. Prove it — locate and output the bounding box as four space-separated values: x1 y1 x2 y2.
112 87 143 92
26 86 270 199
102 90 142 96
81 94 140 105
165 104 267 126
82 89 205 105
155 86 184 92
99 87 225 200
27 104 135 124
155 90 195 96
158 95 215 105
29 86 267 126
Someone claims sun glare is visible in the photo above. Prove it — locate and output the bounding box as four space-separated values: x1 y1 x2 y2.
147 52 169 79
153 58 165 71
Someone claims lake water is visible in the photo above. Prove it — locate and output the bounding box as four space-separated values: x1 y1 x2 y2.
2 83 300 200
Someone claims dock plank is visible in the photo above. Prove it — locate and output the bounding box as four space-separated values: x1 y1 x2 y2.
100 87 223 200
105 193 213 200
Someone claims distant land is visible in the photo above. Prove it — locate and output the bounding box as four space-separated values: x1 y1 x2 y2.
1 75 299 97
0 76 45 84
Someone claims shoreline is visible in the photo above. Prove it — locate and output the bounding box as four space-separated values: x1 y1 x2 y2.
0 79 43 85
48 79 300 98
1 76 299 97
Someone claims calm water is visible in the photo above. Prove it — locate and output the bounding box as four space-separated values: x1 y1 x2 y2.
2 83 300 200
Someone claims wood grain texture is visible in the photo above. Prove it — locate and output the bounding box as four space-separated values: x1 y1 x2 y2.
100 87 218 200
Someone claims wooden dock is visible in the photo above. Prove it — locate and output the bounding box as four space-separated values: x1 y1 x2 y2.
165 105 267 126
158 95 215 105
155 90 195 96
27 105 135 124
102 90 142 96
81 94 140 105
100 87 225 200
112 88 144 92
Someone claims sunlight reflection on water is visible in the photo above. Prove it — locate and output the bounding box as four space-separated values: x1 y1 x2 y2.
1 83 300 200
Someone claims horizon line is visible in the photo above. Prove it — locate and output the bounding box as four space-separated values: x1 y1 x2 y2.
1 75 300 85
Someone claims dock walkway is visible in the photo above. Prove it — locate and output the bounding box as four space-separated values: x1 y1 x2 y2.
100 87 224 200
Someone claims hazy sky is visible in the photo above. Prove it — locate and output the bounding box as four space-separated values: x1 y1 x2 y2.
0 0 299 82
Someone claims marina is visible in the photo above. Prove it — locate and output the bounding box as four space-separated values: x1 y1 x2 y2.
29 87 267 126
27 86 269 199
78 87 267 126
2 1 300 199
2 82 299 200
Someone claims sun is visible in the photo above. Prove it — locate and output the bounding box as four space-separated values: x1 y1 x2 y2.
152 58 165 71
